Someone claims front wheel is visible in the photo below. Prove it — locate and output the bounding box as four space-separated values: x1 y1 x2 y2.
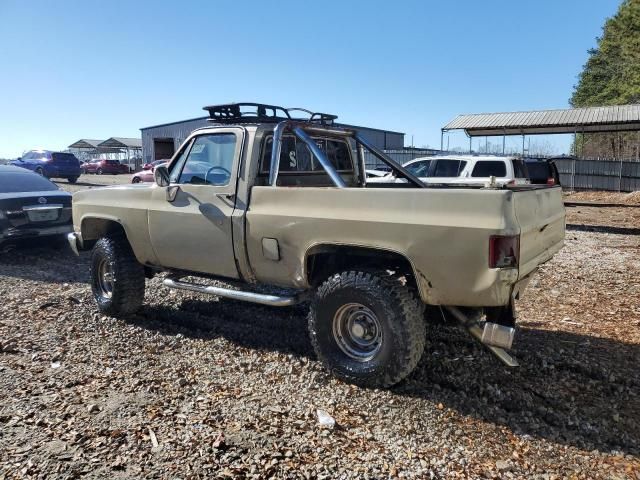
68 176 78 184
97 168 103 175
90 233 145 316
308 270 426 388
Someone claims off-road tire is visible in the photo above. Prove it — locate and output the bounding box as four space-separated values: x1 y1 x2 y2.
90 233 145 316
308 270 426 388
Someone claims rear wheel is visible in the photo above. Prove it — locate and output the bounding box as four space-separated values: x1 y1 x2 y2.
97 168 103 175
132 177 141 184
308 270 426 388
90 233 145 316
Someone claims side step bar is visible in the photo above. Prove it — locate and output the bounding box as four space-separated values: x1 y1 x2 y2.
163 276 305 307
445 306 519 367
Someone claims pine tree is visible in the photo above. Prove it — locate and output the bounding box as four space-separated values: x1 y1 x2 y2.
571 0 640 159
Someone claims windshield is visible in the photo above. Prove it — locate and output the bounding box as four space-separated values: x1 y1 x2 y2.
0 172 59 193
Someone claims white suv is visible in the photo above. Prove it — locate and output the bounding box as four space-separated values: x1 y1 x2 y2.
368 155 530 187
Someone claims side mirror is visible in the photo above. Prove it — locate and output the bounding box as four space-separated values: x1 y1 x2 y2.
154 166 170 187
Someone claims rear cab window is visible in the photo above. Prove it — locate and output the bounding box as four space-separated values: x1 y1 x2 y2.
471 161 507 177
260 135 354 174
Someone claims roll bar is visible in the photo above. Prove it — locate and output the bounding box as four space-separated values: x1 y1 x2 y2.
268 121 426 189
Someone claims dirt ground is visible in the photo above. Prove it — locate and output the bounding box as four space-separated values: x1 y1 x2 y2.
0 181 639 478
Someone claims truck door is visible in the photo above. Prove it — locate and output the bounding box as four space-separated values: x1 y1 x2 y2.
147 128 244 278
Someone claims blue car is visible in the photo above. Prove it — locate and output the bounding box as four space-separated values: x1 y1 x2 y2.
11 150 82 184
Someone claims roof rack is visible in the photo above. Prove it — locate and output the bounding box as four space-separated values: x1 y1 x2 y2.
202 102 337 125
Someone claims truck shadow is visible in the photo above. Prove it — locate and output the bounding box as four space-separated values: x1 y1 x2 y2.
401 324 640 457
132 299 639 457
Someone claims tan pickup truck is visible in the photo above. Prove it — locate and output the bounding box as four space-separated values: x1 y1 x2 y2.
69 103 565 388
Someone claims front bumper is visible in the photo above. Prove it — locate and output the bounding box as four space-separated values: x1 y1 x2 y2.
67 232 81 256
0 224 73 243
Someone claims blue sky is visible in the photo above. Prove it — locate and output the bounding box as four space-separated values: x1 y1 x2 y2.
0 0 621 158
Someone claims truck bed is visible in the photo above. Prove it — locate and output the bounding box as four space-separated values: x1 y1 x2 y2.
245 185 565 307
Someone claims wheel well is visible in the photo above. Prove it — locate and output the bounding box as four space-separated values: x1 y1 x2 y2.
80 218 126 248
306 245 417 289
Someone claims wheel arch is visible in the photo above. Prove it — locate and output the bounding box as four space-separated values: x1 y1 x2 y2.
79 215 128 249
304 243 426 298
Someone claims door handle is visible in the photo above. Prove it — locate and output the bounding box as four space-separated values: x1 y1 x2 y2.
216 193 235 201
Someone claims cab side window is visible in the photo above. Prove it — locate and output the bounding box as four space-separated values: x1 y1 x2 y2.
170 134 237 186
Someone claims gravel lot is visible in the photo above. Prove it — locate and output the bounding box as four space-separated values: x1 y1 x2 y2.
1 181 639 478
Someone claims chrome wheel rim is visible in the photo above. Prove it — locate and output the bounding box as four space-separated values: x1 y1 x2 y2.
95 258 114 298
332 303 382 362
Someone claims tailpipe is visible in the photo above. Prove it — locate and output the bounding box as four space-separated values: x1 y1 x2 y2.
445 306 519 367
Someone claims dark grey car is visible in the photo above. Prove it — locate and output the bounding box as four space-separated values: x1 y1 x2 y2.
0 165 72 246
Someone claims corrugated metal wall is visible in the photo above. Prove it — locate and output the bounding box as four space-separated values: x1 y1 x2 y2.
556 158 640 192
141 119 404 163
141 118 210 163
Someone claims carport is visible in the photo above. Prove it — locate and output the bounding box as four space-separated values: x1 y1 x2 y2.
97 137 143 170
441 104 640 191
441 104 640 157
68 139 123 161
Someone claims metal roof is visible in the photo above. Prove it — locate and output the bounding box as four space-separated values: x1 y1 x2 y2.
98 137 142 149
443 104 640 136
68 139 105 149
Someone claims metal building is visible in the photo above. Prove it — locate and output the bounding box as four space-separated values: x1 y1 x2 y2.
140 116 404 164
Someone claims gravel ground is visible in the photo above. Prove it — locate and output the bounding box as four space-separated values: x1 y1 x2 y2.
1 187 639 478
53 174 134 194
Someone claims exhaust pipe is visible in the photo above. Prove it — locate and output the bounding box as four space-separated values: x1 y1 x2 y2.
445 306 519 367
163 275 306 307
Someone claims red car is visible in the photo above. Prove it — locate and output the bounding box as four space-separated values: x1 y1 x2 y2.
132 162 167 183
142 159 169 170
81 159 130 175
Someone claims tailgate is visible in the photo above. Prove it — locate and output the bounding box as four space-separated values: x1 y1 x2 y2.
512 186 565 279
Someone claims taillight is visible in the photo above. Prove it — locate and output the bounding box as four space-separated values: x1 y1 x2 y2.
546 177 556 185
489 235 520 268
